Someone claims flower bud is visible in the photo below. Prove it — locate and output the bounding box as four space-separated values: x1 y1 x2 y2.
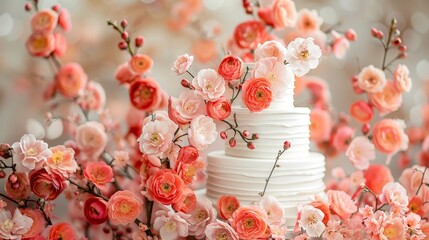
118 41 127 50
220 131 227 140
135 36 144 47
283 141 291 150
252 133 259 140
361 123 370 135
8 173 18 184
399 52 407 59
247 142 255 149
228 81 234 89
399 45 407 52
103 227 110 234
229 138 236 147
0 144 11 159
371 28 383 39
243 130 250 137
120 20 128 28
25 3 32 11
181 79 191 88
52 4 61 12
345 29 357 41
392 37 401 46
0 170 6 179
352 81 365 94
12 181 20 190
121 31 129 40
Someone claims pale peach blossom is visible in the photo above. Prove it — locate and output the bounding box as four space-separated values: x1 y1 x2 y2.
31 10 57 33
188 115 217 150
167 2 192 31
26 32 55 57
45 145 78 178
272 0 297 29
298 205 325 238
350 170 365 186
113 150 129 167
56 63 88 98
192 39 218 63
296 9 323 33
192 69 225 101
309 108 332 142
138 118 177 157
359 205 374 219
372 119 408 157
115 62 137 84
58 9 72 32
285 37 321 77
153 209 189 239
357 65 387 93
393 64 412 92
75 121 107 159
168 90 205 125
11 134 52 172
327 190 357 220
379 216 405 240
369 81 403 114
0 209 33 240
180 198 216 239
332 35 350 59
331 167 346 179
254 40 287 62
331 125 355 151
205 221 239 240
107 190 143 225
53 32 67 57
346 136 376 170
380 182 408 213
172 54 194 75
78 81 106 113
259 195 285 227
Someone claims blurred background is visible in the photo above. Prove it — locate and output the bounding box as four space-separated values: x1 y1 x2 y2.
0 0 429 176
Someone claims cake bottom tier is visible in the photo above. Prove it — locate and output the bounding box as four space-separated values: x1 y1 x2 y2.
206 150 326 227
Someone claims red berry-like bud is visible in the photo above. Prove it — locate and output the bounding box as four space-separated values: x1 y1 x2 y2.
392 37 401 46
399 52 407 59
0 170 6 179
361 123 370 135
252 133 259 140
52 4 61 12
352 81 365 94
111 226 118 231
0 144 11 159
247 142 255 149
181 79 191 88
243 130 250 137
74 191 80 196
220 131 227 140
118 41 127 50
25 3 32 11
345 29 357 41
135 36 144 47
351 75 358 83
370 28 378 37
283 141 291 150
121 31 129 40
120 20 128 28
8 173 18 184
12 181 20 190
103 227 110 234
126 227 132 233
18 201 25 207
229 138 236 147
399 45 407 52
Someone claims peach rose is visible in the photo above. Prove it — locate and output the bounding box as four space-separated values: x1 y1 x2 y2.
129 78 162 111
75 121 107 159
21 209 46 238
168 90 205 125
5 172 31 200
369 81 403 114
172 187 197 213
53 32 67 57
31 10 57 33
364 164 394 195
349 100 373 123
115 63 137 84
48 222 77 240
218 55 244 81
241 77 273 112
45 145 78 178
357 65 386 93
26 32 55 57
129 54 153 74
310 108 332 142
172 54 194 75
372 119 408 155
393 64 412 92
107 190 143 225
84 161 114 190
327 190 357 220
230 205 268 239
217 195 240 220
29 168 66 200
233 20 266 49
56 63 88 98
188 115 218 150
146 169 184 205
254 40 287 62
206 96 232 121
296 9 323 33
272 0 297 29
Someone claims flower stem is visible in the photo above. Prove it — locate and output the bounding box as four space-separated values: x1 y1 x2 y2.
186 70 195 79
68 178 109 201
0 192 19 204
416 167 427 196
107 20 135 56
259 147 287 197
381 19 396 71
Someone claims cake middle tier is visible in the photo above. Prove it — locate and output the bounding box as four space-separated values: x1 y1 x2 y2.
226 107 311 159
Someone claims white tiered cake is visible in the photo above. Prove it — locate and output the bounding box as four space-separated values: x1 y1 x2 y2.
206 63 326 227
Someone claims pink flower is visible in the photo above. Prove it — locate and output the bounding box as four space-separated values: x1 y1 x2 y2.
146 169 185 205
168 90 205 125
298 205 325 238
45 145 78 178
285 37 322 77
253 57 294 99
129 54 153 75
56 63 88 98
180 198 217 239
78 81 106 113
241 77 273 112
0 209 33 240
350 100 373 123
327 190 357 220
75 121 108 159
48 222 77 240
272 0 297 29
153 209 189 239
393 64 412 92
107 190 143 225
205 221 239 240
364 164 394 195
172 187 197 213
188 115 217 150
58 9 72 32
84 197 108 225
26 32 55 57
259 195 285 227
20 209 45 238
369 81 403 114
254 40 287 62
218 55 244 81
346 136 376 170
372 119 408 156
379 216 405 240
192 69 225 101
31 10 57 33
332 125 355 151
230 205 268 239
113 151 129 167
53 32 67 57
206 96 232 121
357 65 387 93
29 168 66 200
138 117 177 157
84 161 114 190
379 182 408 211
309 108 332 142
11 134 52 172
129 77 163 111
296 9 323 33
172 54 194 75
217 195 240 220
332 35 350 59
115 63 137 84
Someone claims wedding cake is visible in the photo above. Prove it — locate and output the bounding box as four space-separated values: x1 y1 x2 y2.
205 48 326 226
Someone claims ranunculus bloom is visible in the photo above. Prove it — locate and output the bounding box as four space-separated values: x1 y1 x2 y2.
29 168 66 200
26 32 55 57
393 64 412 92
139 154 162 185
48 222 77 240
153 209 189 239
138 117 177 157
285 37 321 77
84 161 114 190
84 197 108 225
327 190 357 220
0 208 33 240
218 55 244 81
56 63 88 98
75 121 108 159
241 77 273 112
180 198 217 239
21 209 45 238
192 69 225 101
233 20 266 49
298 205 325 238
372 119 408 156
357 65 386 93
78 81 106 112
115 63 137 84
380 216 405 240
206 220 239 240
259 195 285 227
369 81 403 114
146 169 184 205
217 195 240 220
346 136 376 170
379 182 409 212
168 90 205 125
309 108 331 142
272 0 297 29
53 32 67 57
58 9 72 31
206 96 232 121
350 100 373 123
296 9 322 33
129 78 162 111
254 40 287 62
230 205 268 239
129 54 153 74
188 115 218 150
5 172 31 200
364 164 394 195
172 54 194 75
174 158 203 184
107 190 143 225
12 134 52 172
45 145 78 178
172 187 197 213
31 10 57 33
331 125 355 151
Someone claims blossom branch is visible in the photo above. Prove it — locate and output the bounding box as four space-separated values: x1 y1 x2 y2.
416 167 427 196
381 18 396 71
107 19 135 56
68 178 109 201
230 66 249 103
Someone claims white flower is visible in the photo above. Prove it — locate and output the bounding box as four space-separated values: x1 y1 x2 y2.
138 118 177 157
188 115 217 150
258 195 285 227
192 69 225 101
298 205 325 238
345 136 376 170
180 198 217 239
172 54 194 75
11 134 52 172
153 209 189 240
0 208 33 239
254 40 287 62
285 37 322 77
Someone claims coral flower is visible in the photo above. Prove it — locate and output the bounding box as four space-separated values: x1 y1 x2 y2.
357 65 386 93
83 161 114 190
168 90 205 125
84 197 108 225
218 55 244 81
296 9 323 33
272 0 297 29
31 10 57 33
11 134 52 172
107 190 143 225
5 172 31 200
172 187 197 213
21 209 46 238
55 63 88 98
78 81 106 113
30 168 66 200
327 190 357 220
364 164 394 195
217 195 240 220
129 77 162 111
146 169 185 205
26 32 55 57
233 20 266 49
129 54 153 74
372 119 408 157
45 145 78 178
241 77 273 112
349 100 373 123
48 222 77 240
369 81 403 114
230 205 268 239
309 108 331 142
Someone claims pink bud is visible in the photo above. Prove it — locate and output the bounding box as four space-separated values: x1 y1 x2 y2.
243 130 250 137
0 170 6 179
121 31 129 40
252 133 259 140
229 138 236 147
52 4 61 12
352 81 365 94
120 20 128 28
399 45 407 52
103 227 111 234
0 143 11 159
247 142 255 149
392 37 401 46
25 3 32 11
351 75 358 83
18 201 25 207
74 191 80 196
135 36 144 47
118 41 127 50
399 52 407 59
181 79 191 88
361 123 370 135
345 29 357 41
220 131 227 140
283 141 291 150
8 174 18 184
228 82 234 89
370 28 378 37
11 181 20 190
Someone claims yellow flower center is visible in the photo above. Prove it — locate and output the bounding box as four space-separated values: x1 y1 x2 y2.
165 220 177 232
196 209 206 221
267 71 276 83
244 217 255 228
139 87 152 100
150 132 160 144
307 213 318 225
216 233 228 240
255 90 264 100
33 37 48 49
185 165 196 178
27 147 39 156
204 79 215 92
119 202 131 214
1 219 13 232
51 151 64 165
383 225 398 238
300 50 310 61
161 183 172 193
